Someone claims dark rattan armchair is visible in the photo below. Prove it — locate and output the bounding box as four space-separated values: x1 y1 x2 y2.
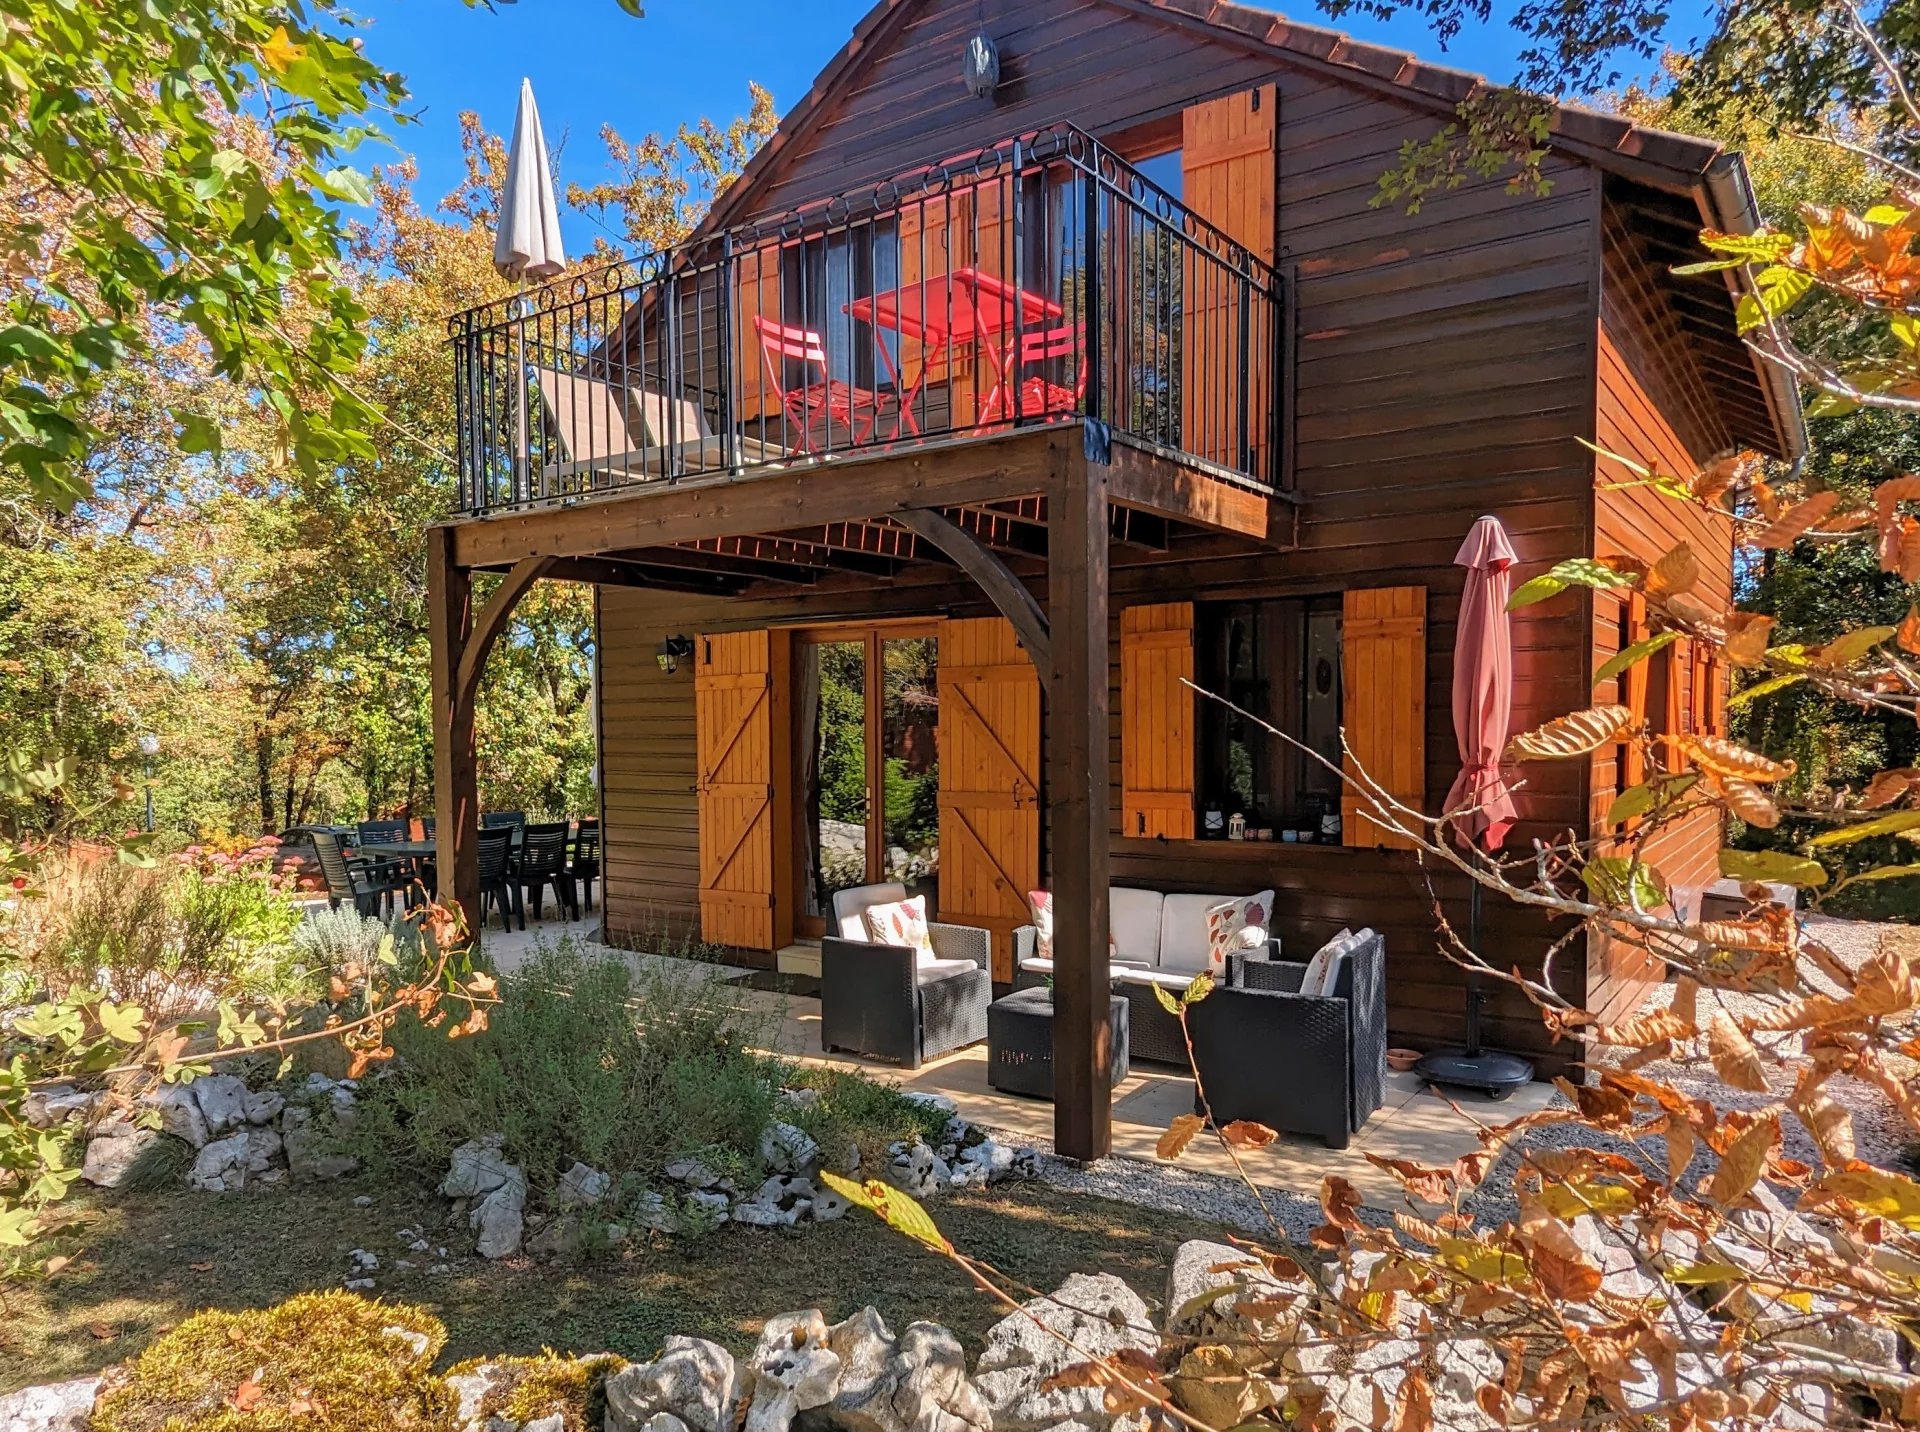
1187 931 1388 1149
819 882 991 1069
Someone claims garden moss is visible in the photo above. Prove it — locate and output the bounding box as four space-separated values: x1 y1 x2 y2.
90 1290 456 1432
447 1352 626 1432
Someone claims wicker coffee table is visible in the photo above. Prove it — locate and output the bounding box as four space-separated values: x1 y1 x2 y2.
987 987 1131 1098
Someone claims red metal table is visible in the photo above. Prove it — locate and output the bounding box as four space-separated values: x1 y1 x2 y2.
844 267 1064 435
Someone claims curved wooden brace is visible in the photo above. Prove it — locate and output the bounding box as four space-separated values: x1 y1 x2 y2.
894 508 1051 677
455 556 557 713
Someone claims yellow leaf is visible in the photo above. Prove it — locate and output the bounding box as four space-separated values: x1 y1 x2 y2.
1157 1113 1205 1162
817 1171 952 1253
260 24 305 73
1667 1260 1746 1285
1707 1011 1770 1093
1435 1236 1528 1285
1722 612 1776 667
1506 705 1634 761
1537 1180 1637 1218
1808 1167 1920 1228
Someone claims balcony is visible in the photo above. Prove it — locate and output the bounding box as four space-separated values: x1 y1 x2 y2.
447 124 1283 518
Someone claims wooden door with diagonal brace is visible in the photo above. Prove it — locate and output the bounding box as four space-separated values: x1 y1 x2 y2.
937 617 1040 981
696 630 788 950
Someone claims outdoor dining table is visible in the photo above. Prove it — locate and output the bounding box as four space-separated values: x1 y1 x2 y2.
843 266 1064 436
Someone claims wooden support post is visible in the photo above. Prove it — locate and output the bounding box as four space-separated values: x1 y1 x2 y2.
1046 434 1112 1163
427 527 479 926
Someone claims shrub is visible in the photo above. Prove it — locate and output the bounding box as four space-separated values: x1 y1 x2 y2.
352 938 782 1194
780 1063 949 1171
90 1290 455 1432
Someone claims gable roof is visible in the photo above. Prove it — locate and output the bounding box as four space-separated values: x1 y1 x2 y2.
698 0 1804 459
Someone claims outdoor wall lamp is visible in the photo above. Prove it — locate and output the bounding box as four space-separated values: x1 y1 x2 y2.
656 634 694 674
962 32 1000 99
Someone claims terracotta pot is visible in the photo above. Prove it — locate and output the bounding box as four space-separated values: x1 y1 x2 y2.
1385 1048 1422 1073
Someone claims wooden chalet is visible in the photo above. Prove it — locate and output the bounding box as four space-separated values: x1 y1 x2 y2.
429 0 1806 1160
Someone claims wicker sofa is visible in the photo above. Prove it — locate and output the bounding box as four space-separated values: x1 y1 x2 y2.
1011 886 1278 1065
1187 931 1388 1148
819 882 992 1069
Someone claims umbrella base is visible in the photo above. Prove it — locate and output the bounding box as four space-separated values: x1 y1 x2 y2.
1414 1048 1534 1100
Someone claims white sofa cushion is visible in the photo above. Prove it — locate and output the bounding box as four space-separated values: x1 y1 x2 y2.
1109 887 1165 966
917 957 978 984
832 881 908 942
1157 893 1227 975
1301 928 1364 997
1019 956 1151 978
1114 967 1199 992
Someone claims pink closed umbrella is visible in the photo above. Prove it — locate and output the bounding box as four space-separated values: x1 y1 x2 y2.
1443 515 1520 851
1416 514 1534 1095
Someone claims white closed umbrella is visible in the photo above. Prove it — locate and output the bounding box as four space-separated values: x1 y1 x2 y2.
495 79 566 501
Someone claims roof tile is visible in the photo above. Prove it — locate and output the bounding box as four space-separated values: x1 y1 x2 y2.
1328 37 1413 80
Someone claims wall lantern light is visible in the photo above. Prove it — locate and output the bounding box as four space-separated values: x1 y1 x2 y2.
962 32 1000 99
656 634 695 674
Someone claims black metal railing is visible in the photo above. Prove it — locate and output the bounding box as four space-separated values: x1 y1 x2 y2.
448 123 1283 515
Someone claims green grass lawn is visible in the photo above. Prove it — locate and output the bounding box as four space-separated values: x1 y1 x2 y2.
4 1177 1226 1393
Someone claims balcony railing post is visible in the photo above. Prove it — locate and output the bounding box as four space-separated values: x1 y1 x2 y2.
718 233 740 474
1269 273 1286 492
1009 139 1025 427
1236 266 1252 478
1081 169 1102 425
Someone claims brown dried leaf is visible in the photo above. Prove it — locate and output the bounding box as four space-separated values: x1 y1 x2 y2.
1390 1371 1434 1432
1523 1219 1604 1302
1707 1111 1780 1205
1644 542 1701 599
1672 976 1699 1025
1219 1120 1278 1150
1901 605 1920 657
1798 1088 1857 1167
1722 611 1776 667
1156 1114 1205 1162
1855 947 1919 1016
1366 1155 1454 1204
1665 1112 1697 1183
1506 705 1634 762
1322 1174 1365 1230
1755 490 1839 548
1708 1011 1770 1092
1713 775 1781 828
1674 734 1795 784
1595 1008 1696 1047
1864 769 1920 810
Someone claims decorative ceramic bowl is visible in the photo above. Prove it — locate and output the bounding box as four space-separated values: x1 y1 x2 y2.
1385 1048 1422 1073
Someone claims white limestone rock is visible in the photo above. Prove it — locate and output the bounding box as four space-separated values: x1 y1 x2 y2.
604 1337 740 1432
800 1306 989 1432
188 1073 250 1137
551 1161 612 1210
470 1167 528 1260
974 1273 1157 1432
1164 1238 1288 1340
441 1137 518 1199
743 1311 841 1432
760 1123 822 1177
0 1375 101 1432
144 1084 208 1148
187 1132 251 1192
80 1127 167 1189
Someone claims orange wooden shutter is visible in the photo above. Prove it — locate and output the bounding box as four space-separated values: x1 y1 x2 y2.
695 630 790 950
1621 592 1650 787
1121 602 1195 839
937 617 1040 981
1181 85 1276 473
1341 586 1427 850
1665 636 1690 768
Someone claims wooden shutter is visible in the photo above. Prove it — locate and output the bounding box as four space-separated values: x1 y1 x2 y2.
1621 592 1650 788
1121 603 1195 839
1341 587 1426 850
1181 85 1276 473
695 630 789 950
937 617 1040 981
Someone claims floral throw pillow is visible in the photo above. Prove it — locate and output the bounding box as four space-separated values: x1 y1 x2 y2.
1203 889 1275 974
1027 890 1054 960
862 895 934 959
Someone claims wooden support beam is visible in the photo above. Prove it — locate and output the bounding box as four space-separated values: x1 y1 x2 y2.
543 555 742 593
427 527 479 925
448 426 1056 569
1045 433 1112 1163
1104 435 1273 539
894 508 1052 679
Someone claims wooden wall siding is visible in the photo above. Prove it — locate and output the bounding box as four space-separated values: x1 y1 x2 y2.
693 629 790 952
1588 188 1737 1023
1182 86 1276 475
741 1 1282 220
1119 602 1196 839
938 616 1043 981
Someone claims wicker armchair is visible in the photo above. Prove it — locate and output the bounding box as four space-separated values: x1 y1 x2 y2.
1188 931 1388 1149
820 883 991 1069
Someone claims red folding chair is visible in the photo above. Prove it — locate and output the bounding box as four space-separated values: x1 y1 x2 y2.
986 323 1088 424
751 316 899 453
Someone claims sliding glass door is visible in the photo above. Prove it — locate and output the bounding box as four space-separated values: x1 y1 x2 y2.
795 625 940 936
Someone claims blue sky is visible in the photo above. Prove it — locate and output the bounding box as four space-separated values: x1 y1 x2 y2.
353 0 1710 256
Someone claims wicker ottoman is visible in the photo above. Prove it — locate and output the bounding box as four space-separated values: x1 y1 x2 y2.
987 988 1131 1098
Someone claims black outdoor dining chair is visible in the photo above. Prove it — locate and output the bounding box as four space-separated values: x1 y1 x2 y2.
357 818 407 845
419 816 436 837
481 811 525 830
570 818 600 912
475 825 521 932
313 830 409 919
516 822 575 921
